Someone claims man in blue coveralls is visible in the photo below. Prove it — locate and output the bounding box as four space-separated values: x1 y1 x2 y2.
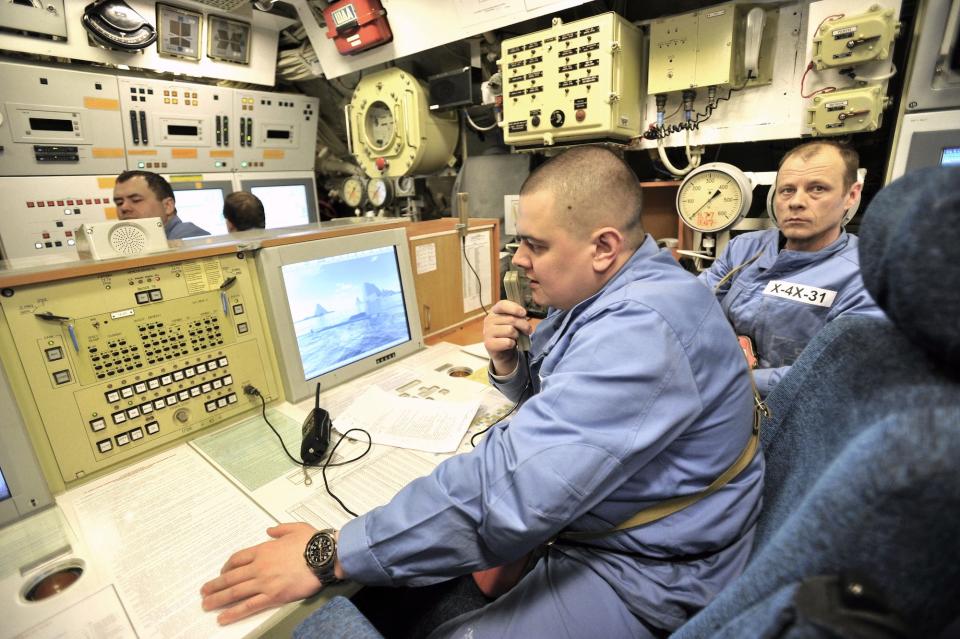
113 170 210 240
201 147 764 637
699 141 883 397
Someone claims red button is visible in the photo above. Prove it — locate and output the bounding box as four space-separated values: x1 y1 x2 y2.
47 201 54 206
66 200 74 205
56 201 64 206
42 232 50 239
65 231 73 237
375 157 388 171
27 202 35 208
575 109 586 122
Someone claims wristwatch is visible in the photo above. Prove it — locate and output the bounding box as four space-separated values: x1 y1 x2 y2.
304 529 340 585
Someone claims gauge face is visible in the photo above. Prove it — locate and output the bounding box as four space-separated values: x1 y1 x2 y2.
364 101 395 152
342 176 366 208
676 164 752 233
367 177 392 207
396 176 415 196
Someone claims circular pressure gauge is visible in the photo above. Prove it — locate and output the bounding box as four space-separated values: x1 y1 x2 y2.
676 162 753 233
367 177 393 208
341 175 366 208
364 101 396 152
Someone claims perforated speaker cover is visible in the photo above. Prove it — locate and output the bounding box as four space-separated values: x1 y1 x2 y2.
108 223 149 255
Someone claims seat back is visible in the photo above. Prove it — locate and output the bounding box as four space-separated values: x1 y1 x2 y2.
675 167 960 638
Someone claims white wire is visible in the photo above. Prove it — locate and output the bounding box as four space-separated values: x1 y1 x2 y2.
463 109 499 132
852 63 897 82
657 129 703 177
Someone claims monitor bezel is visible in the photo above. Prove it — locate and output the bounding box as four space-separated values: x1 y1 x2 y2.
239 175 319 230
0 359 53 527
257 228 424 403
168 179 233 237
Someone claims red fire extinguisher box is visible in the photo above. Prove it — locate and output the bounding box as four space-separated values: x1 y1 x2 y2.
323 0 393 55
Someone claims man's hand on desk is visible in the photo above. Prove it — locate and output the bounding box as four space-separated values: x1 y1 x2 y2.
200 522 333 625
484 300 532 375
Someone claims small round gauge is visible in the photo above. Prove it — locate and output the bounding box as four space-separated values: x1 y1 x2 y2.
364 101 396 152
396 176 416 196
341 175 366 208
676 163 753 233
367 177 393 208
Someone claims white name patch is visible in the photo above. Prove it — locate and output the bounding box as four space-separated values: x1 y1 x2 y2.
762 280 836 308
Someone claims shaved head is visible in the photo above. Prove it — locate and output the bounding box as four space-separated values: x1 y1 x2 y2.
520 146 645 248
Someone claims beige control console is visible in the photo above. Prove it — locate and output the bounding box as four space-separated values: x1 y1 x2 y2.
0 252 281 491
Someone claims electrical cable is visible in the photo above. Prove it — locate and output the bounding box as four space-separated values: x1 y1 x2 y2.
470 355 533 447
463 108 500 132
245 385 372 517
461 236 489 315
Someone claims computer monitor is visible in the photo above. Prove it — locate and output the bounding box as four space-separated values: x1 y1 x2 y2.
257 228 424 402
941 146 960 167
0 363 53 527
239 172 318 230
168 179 233 237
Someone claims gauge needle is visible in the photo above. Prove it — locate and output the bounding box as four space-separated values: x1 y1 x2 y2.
691 189 722 216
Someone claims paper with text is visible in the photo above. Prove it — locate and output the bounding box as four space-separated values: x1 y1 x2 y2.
335 387 480 453
57 447 278 639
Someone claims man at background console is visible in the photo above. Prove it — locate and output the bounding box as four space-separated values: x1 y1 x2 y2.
112 170 210 240
699 141 883 396
200 146 764 637
223 191 266 232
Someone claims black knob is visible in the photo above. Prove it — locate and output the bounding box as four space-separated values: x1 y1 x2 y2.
550 110 565 127
531 116 541 127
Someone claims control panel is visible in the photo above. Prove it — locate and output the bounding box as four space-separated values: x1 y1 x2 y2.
648 3 741 94
118 76 235 174
0 253 281 491
233 88 320 172
0 60 126 177
499 12 644 148
0 175 115 261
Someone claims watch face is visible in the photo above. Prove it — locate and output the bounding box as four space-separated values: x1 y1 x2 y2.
305 531 335 569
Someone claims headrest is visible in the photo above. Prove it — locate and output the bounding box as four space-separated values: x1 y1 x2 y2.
858 166 960 367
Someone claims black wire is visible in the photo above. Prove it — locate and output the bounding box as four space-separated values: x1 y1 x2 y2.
470 353 533 447
250 389 372 517
461 235 489 315
642 80 750 141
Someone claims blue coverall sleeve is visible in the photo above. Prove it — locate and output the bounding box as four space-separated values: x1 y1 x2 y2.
338 301 702 587
697 251 735 300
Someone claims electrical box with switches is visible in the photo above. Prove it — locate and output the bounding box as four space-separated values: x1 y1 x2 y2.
648 2 775 94
812 7 899 70
347 68 458 178
499 12 644 148
807 85 888 136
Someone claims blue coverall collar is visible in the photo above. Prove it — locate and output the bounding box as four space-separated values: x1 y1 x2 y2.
758 230 850 271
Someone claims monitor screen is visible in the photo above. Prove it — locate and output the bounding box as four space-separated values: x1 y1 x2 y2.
257 227 424 402
941 146 960 167
282 245 411 380
170 184 230 237
251 184 311 229
0 465 10 502
240 174 318 230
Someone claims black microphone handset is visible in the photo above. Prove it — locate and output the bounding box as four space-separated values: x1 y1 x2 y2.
301 383 332 465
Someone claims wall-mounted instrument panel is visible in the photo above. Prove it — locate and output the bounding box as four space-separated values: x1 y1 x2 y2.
0 60 126 177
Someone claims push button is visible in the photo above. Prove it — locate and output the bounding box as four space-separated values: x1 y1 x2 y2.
89 417 106 432
97 439 113 453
